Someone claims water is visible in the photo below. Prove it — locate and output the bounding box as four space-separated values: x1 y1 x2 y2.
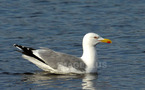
0 0 145 89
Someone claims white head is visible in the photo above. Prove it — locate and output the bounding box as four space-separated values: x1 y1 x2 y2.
81 33 112 73
82 33 112 47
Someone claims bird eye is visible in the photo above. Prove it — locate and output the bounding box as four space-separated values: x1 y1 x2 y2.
94 36 98 39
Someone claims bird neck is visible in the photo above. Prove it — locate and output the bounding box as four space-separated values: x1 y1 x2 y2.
81 45 97 68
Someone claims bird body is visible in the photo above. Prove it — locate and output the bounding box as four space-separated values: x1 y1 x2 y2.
14 33 111 74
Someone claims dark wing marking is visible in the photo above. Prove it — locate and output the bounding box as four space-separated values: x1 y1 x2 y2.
13 44 46 64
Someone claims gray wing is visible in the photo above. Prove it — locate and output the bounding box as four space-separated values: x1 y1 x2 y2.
33 48 86 71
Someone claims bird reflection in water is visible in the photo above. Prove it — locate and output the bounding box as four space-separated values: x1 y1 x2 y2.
82 73 98 90
21 72 99 89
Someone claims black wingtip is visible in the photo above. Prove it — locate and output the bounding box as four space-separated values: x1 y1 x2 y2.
13 44 17 47
13 44 24 50
13 44 35 50
13 44 46 64
13 44 22 48
13 44 32 54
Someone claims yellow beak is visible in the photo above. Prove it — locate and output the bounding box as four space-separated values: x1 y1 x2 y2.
100 38 112 43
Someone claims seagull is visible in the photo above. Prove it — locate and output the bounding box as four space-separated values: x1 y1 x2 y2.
13 33 112 74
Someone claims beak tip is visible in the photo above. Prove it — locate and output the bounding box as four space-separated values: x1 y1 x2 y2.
100 38 112 43
107 41 112 43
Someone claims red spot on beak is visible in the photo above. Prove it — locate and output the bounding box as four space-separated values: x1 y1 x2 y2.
107 41 111 43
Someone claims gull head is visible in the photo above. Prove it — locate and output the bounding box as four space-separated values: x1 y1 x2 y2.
83 33 112 47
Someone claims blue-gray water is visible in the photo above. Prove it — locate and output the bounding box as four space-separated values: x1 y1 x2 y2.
0 0 145 90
